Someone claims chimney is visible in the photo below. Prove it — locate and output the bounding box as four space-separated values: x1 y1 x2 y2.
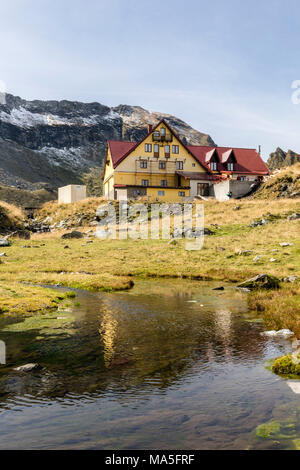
258 145 261 155
148 124 153 133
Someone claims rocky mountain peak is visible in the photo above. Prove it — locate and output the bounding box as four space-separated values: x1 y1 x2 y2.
0 93 215 193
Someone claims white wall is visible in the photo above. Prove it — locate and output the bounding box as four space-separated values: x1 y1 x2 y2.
58 185 87 204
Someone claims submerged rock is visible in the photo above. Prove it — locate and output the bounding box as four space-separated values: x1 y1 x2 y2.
256 419 297 440
237 273 280 290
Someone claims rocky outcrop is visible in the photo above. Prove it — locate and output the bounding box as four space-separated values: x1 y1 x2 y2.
0 94 215 194
237 274 280 290
267 147 299 171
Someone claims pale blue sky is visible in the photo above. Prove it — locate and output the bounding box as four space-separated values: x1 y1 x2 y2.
1 0 300 158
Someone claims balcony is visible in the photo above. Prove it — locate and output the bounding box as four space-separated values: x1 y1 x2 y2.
152 132 173 142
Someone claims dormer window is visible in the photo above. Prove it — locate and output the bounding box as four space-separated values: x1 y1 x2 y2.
227 162 234 171
210 162 218 171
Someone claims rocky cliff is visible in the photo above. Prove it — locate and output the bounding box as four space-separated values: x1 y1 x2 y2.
0 94 215 193
267 147 299 171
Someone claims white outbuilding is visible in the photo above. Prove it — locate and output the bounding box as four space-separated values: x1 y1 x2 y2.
58 185 87 204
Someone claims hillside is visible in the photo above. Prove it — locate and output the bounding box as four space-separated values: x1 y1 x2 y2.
254 163 300 199
0 94 215 196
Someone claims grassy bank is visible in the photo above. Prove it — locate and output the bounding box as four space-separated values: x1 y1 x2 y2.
0 197 299 333
0 282 76 316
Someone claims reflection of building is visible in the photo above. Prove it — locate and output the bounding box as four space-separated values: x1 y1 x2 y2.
103 119 269 202
214 309 233 359
99 307 118 368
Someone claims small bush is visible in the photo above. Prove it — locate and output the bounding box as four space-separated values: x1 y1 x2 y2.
272 354 300 376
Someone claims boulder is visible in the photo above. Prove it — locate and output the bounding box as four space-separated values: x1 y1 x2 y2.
237 274 280 290
261 329 294 338
0 239 11 247
287 213 300 220
14 363 41 372
250 218 268 227
279 242 294 247
282 275 298 283
236 250 253 256
61 231 84 240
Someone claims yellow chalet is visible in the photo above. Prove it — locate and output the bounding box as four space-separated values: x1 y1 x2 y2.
102 119 269 202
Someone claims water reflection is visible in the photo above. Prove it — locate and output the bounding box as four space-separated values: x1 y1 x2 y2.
0 279 297 450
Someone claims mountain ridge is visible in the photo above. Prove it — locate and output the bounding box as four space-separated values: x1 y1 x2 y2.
0 93 215 194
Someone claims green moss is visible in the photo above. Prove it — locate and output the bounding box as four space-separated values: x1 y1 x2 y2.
256 420 281 439
2 310 76 337
256 420 297 440
272 354 300 376
293 439 300 450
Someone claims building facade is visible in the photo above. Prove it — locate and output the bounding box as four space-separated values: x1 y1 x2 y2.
103 120 269 202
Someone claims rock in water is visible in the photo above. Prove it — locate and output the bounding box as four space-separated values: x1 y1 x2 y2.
237 274 280 290
14 363 41 372
61 231 84 239
262 329 294 338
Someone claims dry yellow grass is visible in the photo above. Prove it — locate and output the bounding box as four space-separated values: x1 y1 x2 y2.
0 197 299 334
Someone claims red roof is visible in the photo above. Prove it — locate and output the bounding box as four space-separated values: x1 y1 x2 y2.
108 141 136 167
187 146 269 175
106 119 269 176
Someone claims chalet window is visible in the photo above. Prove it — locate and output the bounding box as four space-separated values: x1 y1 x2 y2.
210 162 217 171
145 144 152 153
142 180 149 186
172 145 179 154
178 191 185 197
140 160 147 168
240 176 247 181
159 161 166 169
176 161 183 170
227 162 234 171
165 145 170 157
161 180 167 187
161 127 166 136
154 144 159 157
158 190 165 196
192 163 195 167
